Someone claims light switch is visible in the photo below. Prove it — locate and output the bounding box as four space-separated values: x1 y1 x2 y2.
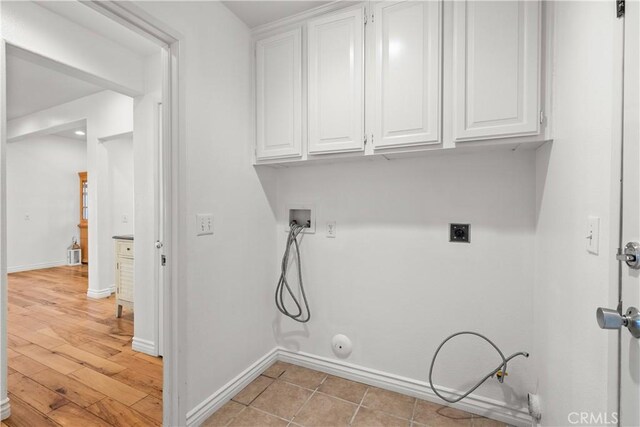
587 216 600 255
196 213 213 236
326 221 336 238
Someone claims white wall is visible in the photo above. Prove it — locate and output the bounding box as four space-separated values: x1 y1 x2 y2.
101 135 134 292
105 135 134 238
6 135 86 271
533 2 619 425
274 150 536 410
134 1 279 420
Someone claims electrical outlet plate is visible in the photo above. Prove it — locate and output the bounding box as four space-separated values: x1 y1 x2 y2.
196 213 213 236
450 223 470 243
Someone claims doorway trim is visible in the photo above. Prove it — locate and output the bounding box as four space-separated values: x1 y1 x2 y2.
0 3 185 425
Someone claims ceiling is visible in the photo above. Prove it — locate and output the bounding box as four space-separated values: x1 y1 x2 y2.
222 1 332 28
36 1 159 57
53 127 87 142
7 53 105 121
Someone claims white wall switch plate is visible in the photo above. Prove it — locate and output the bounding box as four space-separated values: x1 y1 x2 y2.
196 213 213 236
326 221 336 238
587 216 600 255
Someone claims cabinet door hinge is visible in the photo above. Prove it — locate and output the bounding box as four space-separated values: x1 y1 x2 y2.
371 134 374 145
364 7 368 25
364 134 368 145
539 110 544 124
161 255 167 267
617 0 625 18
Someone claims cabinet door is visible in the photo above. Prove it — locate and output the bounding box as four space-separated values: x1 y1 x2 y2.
308 8 364 154
256 29 302 160
453 1 540 141
373 1 441 149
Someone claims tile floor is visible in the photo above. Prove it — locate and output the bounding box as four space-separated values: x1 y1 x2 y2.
203 361 506 427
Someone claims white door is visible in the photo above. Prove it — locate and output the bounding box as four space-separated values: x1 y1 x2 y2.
619 1 640 424
452 0 540 142
308 8 364 154
373 1 441 149
255 28 303 160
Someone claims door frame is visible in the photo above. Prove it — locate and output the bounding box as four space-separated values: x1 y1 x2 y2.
0 2 186 425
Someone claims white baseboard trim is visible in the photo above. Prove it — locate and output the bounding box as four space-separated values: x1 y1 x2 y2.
278 348 531 427
7 260 66 273
1 397 10 420
86 285 115 299
186 348 279 427
186 347 531 427
132 337 157 356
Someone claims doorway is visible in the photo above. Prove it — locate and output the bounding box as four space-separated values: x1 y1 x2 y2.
0 1 179 425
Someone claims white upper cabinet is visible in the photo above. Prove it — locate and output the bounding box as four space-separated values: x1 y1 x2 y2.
373 1 441 149
307 8 365 154
255 28 303 160
453 1 540 141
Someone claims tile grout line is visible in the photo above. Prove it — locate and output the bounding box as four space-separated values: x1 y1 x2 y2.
287 373 327 426
410 397 418 425
348 386 369 426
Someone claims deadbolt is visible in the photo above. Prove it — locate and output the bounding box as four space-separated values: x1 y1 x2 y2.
616 242 640 269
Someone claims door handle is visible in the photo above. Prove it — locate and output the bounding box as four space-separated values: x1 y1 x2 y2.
617 242 640 269
597 307 640 338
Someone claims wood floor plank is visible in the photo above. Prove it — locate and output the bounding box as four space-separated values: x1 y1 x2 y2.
8 355 49 376
76 340 123 359
111 369 163 400
6 334 30 349
9 325 67 350
13 344 84 375
48 403 113 427
38 326 92 348
8 373 69 414
131 395 162 424
51 344 126 376
134 353 163 366
31 368 106 408
87 397 160 427
3 394 59 427
108 352 162 380
69 367 147 406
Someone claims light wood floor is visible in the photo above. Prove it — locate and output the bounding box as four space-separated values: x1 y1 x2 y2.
3 266 162 427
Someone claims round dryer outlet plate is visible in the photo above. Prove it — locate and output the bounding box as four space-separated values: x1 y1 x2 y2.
332 334 353 358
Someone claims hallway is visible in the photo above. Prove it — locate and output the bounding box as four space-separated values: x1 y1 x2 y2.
3 266 161 427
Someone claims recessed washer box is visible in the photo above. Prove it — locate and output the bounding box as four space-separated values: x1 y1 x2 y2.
287 204 315 233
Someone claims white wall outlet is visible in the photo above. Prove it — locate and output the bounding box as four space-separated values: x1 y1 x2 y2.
196 213 213 236
326 221 336 238
24 214 30 221
586 216 600 255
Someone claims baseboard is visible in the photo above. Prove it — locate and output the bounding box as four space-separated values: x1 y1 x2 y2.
132 337 157 356
185 347 279 426
1 397 10 420
278 348 532 427
186 346 531 427
7 260 66 273
86 285 115 299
